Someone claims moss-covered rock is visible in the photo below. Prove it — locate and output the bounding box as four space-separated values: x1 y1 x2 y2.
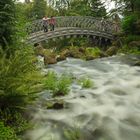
34 45 45 56
57 54 66 62
41 99 64 110
44 55 57 65
47 102 64 110
128 41 140 49
78 47 86 53
106 46 118 56
134 61 140 66
85 55 95 61
99 51 107 58
64 47 83 58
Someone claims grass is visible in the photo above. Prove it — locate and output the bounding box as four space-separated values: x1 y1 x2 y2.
0 121 18 140
78 77 94 88
85 47 101 58
44 71 72 97
64 127 82 140
118 45 140 54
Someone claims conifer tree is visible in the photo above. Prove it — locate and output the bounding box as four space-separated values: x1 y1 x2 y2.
32 0 46 19
0 0 15 48
90 0 107 17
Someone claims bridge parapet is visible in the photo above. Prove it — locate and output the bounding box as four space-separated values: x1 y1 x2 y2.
26 16 117 35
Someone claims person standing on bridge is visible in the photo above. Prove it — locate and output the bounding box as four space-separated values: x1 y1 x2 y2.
49 16 56 31
42 16 48 32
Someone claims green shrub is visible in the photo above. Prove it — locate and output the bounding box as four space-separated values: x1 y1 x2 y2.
0 109 31 135
44 71 72 97
122 15 137 34
44 71 57 91
78 78 93 88
0 121 18 140
85 47 101 58
53 75 72 97
118 45 140 54
125 35 140 44
0 47 43 109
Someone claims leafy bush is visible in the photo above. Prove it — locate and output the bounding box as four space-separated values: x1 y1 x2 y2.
118 45 140 54
0 121 18 140
0 47 43 109
44 71 72 97
44 71 57 91
85 47 101 58
53 75 72 97
125 35 140 44
0 109 31 135
78 78 93 88
122 15 137 34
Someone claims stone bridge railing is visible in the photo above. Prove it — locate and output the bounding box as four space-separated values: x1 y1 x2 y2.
26 16 117 35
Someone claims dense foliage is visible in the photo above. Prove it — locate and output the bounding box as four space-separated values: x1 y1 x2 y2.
44 71 72 97
0 121 18 140
0 0 15 48
0 0 140 139
31 0 47 19
0 47 42 109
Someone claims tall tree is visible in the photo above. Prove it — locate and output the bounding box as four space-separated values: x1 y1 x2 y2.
111 0 140 14
32 0 46 19
0 0 15 48
111 0 140 34
25 0 30 4
89 0 107 17
66 0 106 17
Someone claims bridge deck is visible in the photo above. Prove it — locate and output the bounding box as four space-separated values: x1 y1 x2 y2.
26 16 117 44
27 27 114 44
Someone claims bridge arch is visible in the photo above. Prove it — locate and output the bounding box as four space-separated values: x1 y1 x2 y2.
26 16 117 44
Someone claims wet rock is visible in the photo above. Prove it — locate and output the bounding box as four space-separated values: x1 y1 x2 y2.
34 45 45 56
79 47 86 53
134 61 140 66
106 46 118 56
47 102 64 110
44 55 57 65
79 95 86 98
66 47 83 58
85 55 95 61
99 52 107 58
128 41 140 49
62 49 71 57
43 100 64 110
57 54 66 62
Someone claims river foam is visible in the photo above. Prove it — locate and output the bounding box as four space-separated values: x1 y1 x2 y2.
25 56 140 140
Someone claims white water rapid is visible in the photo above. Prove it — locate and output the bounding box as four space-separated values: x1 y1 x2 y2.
25 55 140 140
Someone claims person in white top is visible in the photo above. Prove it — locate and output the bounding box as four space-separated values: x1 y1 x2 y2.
42 16 48 32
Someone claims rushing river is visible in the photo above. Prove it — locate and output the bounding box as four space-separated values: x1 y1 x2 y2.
25 55 140 140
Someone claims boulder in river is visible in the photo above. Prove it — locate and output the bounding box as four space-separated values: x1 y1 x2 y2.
106 46 118 56
128 41 140 49
57 53 66 62
44 55 57 65
43 100 64 110
34 45 45 56
85 55 95 61
134 60 140 66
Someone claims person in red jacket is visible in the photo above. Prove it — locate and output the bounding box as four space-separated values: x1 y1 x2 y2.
49 16 56 31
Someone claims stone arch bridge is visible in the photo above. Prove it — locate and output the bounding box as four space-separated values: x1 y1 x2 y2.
26 16 118 45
